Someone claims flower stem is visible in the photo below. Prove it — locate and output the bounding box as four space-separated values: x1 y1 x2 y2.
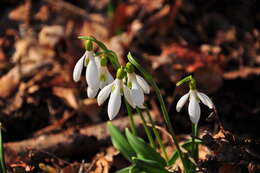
0 123 6 173
145 109 169 161
125 100 137 135
127 52 189 172
191 123 198 161
152 81 188 170
136 108 156 149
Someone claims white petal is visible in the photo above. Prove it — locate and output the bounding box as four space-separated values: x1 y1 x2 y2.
197 91 214 109
176 92 190 112
72 54 85 82
123 85 136 108
136 74 150 94
86 59 99 88
99 68 114 89
97 82 114 105
87 87 99 98
99 80 106 89
188 91 201 124
131 81 145 109
108 84 121 120
95 56 101 69
106 69 114 84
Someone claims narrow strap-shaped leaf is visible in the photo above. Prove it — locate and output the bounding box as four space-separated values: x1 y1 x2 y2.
0 123 6 173
132 158 170 173
107 123 136 162
168 139 202 166
125 129 166 166
116 166 135 173
115 165 145 173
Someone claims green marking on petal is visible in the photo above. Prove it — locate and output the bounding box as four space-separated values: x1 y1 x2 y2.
84 58 90 66
127 81 132 89
120 88 124 95
111 85 115 92
100 73 106 81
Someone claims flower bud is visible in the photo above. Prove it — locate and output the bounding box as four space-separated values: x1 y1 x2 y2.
84 40 93 51
100 55 108 66
189 79 196 90
125 62 135 73
116 67 125 79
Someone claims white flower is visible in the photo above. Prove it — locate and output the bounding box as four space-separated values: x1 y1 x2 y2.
97 78 135 120
73 50 99 98
95 57 114 89
127 73 150 109
176 90 213 124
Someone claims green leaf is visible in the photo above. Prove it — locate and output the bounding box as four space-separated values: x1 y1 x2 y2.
168 139 202 166
107 122 136 162
130 165 146 173
116 166 134 173
125 128 166 166
116 165 145 173
0 123 6 173
133 158 170 173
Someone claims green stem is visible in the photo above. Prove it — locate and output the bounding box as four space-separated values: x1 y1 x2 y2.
153 82 188 170
145 109 169 161
191 123 198 161
125 100 137 135
127 52 189 172
136 108 156 149
0 123 6 173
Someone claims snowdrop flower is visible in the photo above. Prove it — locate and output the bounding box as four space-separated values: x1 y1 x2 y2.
176 79 213 124
73 40 100 98
126 62 150 109
96 56 114 89
97 67 135 120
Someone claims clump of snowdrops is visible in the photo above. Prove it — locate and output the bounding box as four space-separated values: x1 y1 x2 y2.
73 36 214 173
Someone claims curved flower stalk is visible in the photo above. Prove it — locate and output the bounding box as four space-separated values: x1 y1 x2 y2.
97 67 135 120
176 76 214 124
126 62 150 109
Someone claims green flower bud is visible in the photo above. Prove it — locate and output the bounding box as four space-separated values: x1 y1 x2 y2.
84 40 93 51
125 62 135 73
100 55 108 66
116 67 125 79
189 79 196 90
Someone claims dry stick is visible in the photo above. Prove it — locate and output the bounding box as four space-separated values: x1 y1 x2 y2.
4 113 157 164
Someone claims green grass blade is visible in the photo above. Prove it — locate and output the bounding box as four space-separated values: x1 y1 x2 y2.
125 129 166 167
107 122 136 162
0 123 6 173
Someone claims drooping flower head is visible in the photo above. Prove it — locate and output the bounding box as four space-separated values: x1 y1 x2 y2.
73 40 114 98
125 62 150 109
97 67 135 120
96 55 114 89
176 76 214 124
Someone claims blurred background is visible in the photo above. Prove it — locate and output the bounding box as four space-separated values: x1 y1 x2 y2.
0 0 260 172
